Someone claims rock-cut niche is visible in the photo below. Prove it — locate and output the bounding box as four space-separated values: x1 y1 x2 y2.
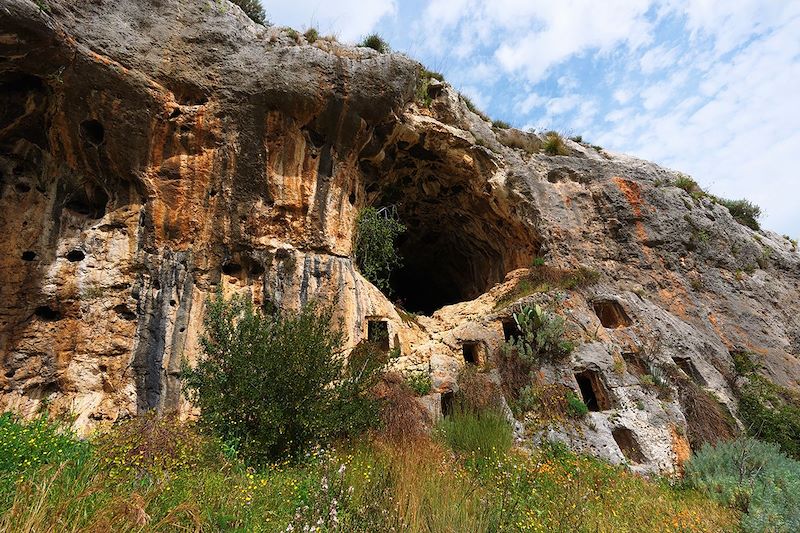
360 133 536 315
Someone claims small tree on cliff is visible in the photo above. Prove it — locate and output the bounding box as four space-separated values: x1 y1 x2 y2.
354 206 406 294
230 0 267 25
182 294 385 463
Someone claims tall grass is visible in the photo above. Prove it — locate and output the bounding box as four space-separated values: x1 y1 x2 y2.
434 408 513 459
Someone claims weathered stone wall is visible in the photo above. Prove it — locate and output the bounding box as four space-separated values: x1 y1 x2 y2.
1 0 799 473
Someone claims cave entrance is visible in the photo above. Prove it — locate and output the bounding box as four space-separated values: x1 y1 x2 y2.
462 342 479 365
575 370 613 411
441 391 454 417
502 317 521 341
359 136 537 316
592 299 631 329
672 357 706 385
367 318 390 351
612 427 646 464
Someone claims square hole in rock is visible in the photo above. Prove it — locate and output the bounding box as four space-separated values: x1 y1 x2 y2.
574 369 613 411
501 317 521 341
672 357 706 385
367 319 390 351
441 391 455 417
612 427 646 464
462 342 479 365
592 300 632 329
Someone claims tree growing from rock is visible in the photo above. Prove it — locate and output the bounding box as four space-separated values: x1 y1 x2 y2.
354 206 406 294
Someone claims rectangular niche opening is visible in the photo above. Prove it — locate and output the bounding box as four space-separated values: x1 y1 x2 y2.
612 427 646 464
502 318 520 341
622 352 647 376
592 299 632 329
367 318 390 351
574 369 613 411
462 342 479 365
441 391 454 417
672 356 706 385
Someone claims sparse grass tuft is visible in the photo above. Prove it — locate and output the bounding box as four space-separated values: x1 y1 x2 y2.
359 33 390 53
542 131 569 156
495 262 600 309
303 27 319 43
461 94 491 121
492 119 511 129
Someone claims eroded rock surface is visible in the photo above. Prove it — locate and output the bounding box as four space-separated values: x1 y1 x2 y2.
1 0 799 473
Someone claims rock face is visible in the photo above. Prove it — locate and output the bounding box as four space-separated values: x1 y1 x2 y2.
1 0 799 473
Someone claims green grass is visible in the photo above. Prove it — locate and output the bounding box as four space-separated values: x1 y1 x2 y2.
359 33 390 53
542 131 569 155
495 263 600 309
0 413 740 532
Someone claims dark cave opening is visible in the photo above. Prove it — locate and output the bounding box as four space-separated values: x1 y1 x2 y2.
80 119 105 146
359 132 537 315
575 369 613 412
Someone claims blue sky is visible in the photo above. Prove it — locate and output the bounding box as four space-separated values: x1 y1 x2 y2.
264 0 800 237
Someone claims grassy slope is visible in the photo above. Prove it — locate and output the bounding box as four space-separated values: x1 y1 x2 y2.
0 412 737 532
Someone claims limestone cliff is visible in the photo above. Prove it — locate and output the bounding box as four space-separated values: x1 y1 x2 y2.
1 0 798 473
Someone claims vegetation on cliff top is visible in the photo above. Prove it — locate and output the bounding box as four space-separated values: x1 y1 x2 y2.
231 0 267 25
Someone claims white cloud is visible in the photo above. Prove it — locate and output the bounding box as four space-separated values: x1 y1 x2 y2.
264 0 396 41
639 45 679 74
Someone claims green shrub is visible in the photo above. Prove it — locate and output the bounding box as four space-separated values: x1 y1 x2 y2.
674 174 702 195
405 372 432 396
502 304 574 365
416 68 444 107
359 33 390 53
569 135 583 143
183 294 386 463
738 376 800 460
231 0 267 24
354 207 406 293
566 391 589 418
687 437 800 532
435 408 512 458
718 198 762 231
492 119 511 129
0 413 87 485
542 131 568 156
303 27 319 43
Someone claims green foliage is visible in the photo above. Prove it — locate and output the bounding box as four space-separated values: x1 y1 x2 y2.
359 33 390 53
738 375 800 460
93 412 221 481
718 198 762 231
435 408 513 459
503 304 573 365
687 437 800 532
732 351 760 376
182 294 386 463
303 27 319 43
230 0 267 24
34 0 50 13
566 391 589 418
569 135 583 143
404 372 432 396
416 67 444 107
0 413 87 490
492 119 511 129
354 207 406 293
542 131 568 156
674 174 703 195
531 256 546 267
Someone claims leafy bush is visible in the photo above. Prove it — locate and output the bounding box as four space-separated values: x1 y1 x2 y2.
503 304 574 365
569 135 583 143
492 119 511 129
718 198 762 230
416 67 444 107
738 375 800 460
435 408 512 458
405 372 431 396
303 27 319 43
354 207 406 293
687 437 800 532
566 391 589 418
231 0 267 24
183 294 386 463
359 33 390 53
542 131 568 155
